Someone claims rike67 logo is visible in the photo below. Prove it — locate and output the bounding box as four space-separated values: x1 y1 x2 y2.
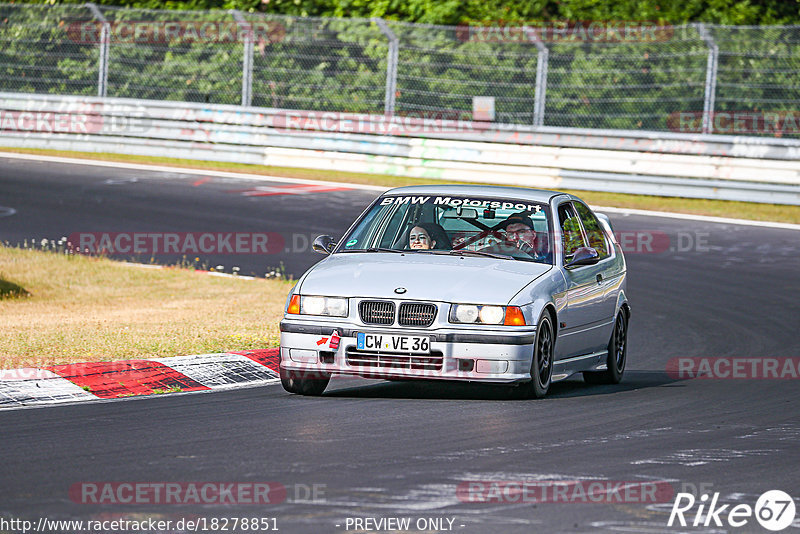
668 490 796 531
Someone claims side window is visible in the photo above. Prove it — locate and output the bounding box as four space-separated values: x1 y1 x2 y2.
574 202 610 260
558 203 586 262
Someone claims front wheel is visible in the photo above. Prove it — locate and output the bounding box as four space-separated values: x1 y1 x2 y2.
584 309 628 385
508 313 554 399
280 367 330 396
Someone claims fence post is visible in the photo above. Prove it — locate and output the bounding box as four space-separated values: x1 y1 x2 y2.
373 18 398 115
231 10 254 107
85 3 109 98
524 26 548 127
697 23 719 135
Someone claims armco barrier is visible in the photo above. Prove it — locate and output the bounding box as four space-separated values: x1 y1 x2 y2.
1 92 799 205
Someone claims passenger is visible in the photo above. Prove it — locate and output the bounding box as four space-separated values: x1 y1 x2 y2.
408 223 452 250
408 225 435 250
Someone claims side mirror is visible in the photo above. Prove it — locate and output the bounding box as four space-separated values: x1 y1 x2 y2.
312 235 336 255
565 246 600 268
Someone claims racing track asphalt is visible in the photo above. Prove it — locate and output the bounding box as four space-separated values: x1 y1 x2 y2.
1 155 799 533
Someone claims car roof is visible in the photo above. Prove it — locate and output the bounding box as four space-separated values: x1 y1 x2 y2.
384 184 567 203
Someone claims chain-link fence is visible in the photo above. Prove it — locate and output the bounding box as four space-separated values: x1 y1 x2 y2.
1 4 799 136
0 3 100 96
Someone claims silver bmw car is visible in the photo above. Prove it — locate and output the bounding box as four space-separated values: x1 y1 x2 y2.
279 185 630 398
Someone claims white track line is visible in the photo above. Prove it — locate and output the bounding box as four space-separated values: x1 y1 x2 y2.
1 151 798 230
0 151 387 192
593 206 800 231
118 262 258 280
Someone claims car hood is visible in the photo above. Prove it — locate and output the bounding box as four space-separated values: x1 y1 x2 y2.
298 252 551 305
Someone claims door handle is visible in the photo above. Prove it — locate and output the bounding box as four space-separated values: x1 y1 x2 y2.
596 273 603 284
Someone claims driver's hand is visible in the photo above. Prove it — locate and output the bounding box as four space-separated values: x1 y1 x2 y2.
515 240 541 259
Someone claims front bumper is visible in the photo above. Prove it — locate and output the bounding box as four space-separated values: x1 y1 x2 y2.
279 320 536 383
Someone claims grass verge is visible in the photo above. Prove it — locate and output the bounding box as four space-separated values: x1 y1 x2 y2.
0 245 291 370
3 148 799 225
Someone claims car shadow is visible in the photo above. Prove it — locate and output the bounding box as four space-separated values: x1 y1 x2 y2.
321 370 685 401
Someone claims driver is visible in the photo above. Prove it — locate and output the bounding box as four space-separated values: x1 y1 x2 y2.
497 212 546 260
503 213 538 252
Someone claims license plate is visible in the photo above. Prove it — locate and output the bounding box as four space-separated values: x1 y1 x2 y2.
357 332 430 354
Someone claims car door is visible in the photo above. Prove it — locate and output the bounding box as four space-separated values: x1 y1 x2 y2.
555 201 612 358
573 201 620 343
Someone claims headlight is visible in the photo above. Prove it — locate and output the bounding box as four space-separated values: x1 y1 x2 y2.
302 296 326 315
478 305 504 324
454 304 479 323
286 294 348 317
449 304 526 326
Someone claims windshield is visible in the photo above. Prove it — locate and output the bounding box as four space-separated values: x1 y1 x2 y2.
337 194 553 264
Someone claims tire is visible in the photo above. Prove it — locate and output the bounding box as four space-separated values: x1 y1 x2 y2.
584 308 628 385
508 312 555 399
280 366 330 396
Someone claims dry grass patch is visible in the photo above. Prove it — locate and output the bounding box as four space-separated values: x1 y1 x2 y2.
0 246 292 370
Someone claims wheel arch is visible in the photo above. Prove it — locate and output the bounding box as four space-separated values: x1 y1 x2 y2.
541 303 558 342
615 289 630 321
525 298 560 342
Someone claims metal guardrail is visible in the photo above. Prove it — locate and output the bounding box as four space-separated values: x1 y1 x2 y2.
1 92 798 205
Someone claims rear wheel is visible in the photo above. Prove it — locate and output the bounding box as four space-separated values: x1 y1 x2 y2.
280 367 330 396
508 313 554 399
584 309 628 385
